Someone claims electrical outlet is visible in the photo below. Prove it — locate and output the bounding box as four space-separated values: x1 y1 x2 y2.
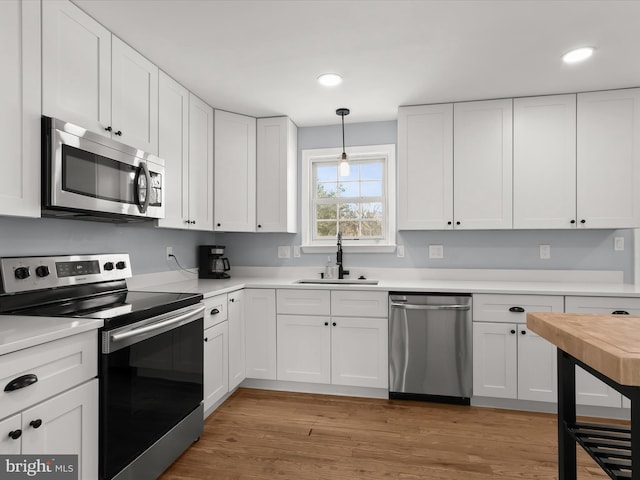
278 246 291 259
428 245 444 259
166 247 173 259
293 245 301 258
614 237 625 251
396 245 405 258
539 244 551 260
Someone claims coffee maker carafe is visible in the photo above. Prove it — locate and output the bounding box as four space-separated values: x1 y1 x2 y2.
198 245 231 279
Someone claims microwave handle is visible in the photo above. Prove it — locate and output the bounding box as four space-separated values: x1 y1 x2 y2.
134 162 151 214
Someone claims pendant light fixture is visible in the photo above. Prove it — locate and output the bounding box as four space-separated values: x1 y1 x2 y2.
336 108 350 176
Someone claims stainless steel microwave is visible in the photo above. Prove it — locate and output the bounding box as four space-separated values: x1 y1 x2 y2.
42 116 165 222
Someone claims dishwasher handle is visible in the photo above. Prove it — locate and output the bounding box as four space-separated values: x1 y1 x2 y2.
390 302 470 311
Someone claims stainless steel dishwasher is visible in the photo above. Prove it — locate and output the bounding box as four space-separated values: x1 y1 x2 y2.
389 293 472 404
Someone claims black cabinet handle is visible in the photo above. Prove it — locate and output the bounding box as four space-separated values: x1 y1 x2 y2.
4 374 38 392
580 219 586 224
570 219 576 224
204 337 208 342
257 224 262 228
29 419 42 429
324 322 329 326
104 126 112 132
447 221 452 225
456 221 461 225
521 330 527 335
114 130 122 136
210 308 220 315
510 329 516 334
217 223 221 227
509 306 525 313
332 322 337 326
8 430 21 440
229 298 235 303
612 310 630 315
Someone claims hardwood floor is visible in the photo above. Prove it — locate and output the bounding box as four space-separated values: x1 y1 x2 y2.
159 388 615 480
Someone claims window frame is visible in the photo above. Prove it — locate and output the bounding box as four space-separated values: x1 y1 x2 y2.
301 144 396 253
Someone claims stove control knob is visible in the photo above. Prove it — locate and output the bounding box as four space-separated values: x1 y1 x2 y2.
35 266 50 278
103 262 114 271
116 261 127 270
14 267 30 280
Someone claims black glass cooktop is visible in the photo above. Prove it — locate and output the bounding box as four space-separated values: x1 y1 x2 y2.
1 286 202 330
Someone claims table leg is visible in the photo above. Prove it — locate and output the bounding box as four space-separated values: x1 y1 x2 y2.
557 349 576 480
632 388 640 480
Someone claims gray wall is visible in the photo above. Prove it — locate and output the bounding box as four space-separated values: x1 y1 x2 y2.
0 119 634 281
217 120 635 282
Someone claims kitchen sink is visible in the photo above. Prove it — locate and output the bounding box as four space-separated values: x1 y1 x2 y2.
295 279 379 285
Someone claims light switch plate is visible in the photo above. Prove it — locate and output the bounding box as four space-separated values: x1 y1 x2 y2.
278 246 291 258
293 245 301 258
428 245 444 259
614 237 625 251
396 245 405 258
539 244 551 260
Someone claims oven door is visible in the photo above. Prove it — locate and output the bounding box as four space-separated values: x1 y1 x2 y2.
44 116 165 220
99 304 204 480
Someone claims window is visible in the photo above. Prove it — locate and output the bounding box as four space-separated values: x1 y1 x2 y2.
301 144 396 252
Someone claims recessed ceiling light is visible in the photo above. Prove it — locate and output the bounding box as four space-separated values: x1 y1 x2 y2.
562 47 595 64
317 73 343 87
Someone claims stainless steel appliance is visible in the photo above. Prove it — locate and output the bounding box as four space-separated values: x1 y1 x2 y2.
0 254 204 480
198 245 231 279
42 116 165 222
389 293 472 404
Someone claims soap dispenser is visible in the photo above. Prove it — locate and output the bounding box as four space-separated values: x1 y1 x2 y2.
324 256 334 279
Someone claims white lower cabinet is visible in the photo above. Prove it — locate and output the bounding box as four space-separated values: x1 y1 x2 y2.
228 291 246 390
473 294 562 402
275 289 388 389
245 289 277 380
203 321 229 412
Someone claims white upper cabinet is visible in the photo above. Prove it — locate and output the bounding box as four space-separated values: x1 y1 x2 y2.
0 0 40 218
42 0 159 154
454 99 513 229
513 95 577 229
157 72 189 229
111 37 159 154
577 88 640 229
256 117 298 233
42 0 111 138
397 104 453 229
214 110 257 232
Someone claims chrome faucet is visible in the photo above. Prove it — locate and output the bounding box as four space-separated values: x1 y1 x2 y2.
336 232 348 279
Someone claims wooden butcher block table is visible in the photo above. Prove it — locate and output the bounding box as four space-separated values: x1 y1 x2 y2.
528 312 640 480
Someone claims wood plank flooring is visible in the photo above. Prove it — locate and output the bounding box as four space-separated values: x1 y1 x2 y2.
159 388 619 480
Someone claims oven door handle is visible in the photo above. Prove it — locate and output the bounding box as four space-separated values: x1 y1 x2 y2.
110 305 204 342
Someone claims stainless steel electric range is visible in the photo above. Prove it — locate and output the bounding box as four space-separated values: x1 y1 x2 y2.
0 254 204 480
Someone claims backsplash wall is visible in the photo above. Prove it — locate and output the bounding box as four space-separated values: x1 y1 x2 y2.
217 120 635 283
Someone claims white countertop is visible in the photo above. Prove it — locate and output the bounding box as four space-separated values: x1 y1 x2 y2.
0 316 103 356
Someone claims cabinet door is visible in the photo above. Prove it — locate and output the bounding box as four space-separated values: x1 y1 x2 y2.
22 380 98 480
188 94 215 230
331 317 388 388
42 0 111 137
204 321 229 413
276 315 331 384
472 322 517 398
228 291 246 390
454 99 513 229
0 0 40 218
257 117 297 233
214 110 257 231
244 289 277 380
397 104 454 230
111 36 159 154
577 88 640 228
157 72 189 229
513 95 577 229
517 325 557 402
564 297 624 407
0 413 21 454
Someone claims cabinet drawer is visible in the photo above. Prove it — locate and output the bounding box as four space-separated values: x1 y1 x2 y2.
0 331 97 420
331 291 388 317
203 294 228 329
277 289 330 315
565 296 640 315
473 294 564 323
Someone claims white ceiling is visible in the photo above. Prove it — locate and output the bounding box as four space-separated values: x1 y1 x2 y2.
73 0 640 127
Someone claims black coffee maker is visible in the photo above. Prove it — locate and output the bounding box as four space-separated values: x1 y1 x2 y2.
198 245 231 279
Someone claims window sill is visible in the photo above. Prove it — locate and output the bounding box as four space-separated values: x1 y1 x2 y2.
301 244 397 254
